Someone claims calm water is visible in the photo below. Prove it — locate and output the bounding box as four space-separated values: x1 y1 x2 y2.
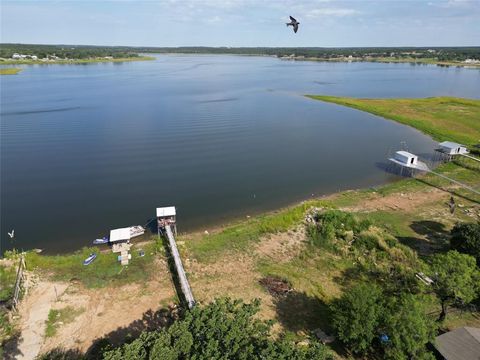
1 55 479 253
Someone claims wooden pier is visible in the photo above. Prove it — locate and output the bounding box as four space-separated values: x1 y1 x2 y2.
157 206 195 309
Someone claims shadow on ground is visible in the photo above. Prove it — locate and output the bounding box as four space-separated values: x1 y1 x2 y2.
396 220 451 256
273 291 332 334
3 333 22 360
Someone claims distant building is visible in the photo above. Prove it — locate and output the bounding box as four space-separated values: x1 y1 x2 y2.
437 141 469 155
464 58 480 64
12 53 21 59
434 327 480 360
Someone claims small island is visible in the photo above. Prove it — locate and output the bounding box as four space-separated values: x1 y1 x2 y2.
0 68 22 75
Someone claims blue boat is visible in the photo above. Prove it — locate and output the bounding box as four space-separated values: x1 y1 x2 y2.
93 237 109 245
83 253 97 265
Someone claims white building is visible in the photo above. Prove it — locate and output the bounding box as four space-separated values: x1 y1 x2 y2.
438 141 469 155
394 151 418 166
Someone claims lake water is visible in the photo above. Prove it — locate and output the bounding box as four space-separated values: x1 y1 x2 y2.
1 55 479 253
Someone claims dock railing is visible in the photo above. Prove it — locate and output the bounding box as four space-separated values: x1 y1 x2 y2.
164 225 195 309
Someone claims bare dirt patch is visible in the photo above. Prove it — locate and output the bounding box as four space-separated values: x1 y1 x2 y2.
342 188 447 213
259 276 292 297
255 226 306 262
39 259 175 354
7 276 68 360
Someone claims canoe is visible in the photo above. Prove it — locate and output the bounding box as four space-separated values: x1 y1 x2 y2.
83 253 97 265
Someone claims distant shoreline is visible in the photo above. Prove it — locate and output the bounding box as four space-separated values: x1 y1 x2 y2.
278 56 480 68
0 56 155 65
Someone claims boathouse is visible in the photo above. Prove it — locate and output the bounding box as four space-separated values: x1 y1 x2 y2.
157 206 177 235
437 141 469 155
393 151 418 166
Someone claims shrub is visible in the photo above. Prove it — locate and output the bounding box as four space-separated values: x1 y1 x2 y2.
450 222 480 265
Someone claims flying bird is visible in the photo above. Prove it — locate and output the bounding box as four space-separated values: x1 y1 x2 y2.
8 229 14 238
286 16 299 33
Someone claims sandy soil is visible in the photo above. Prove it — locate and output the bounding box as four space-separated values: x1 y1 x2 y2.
9 276 68 360
341 188 448 213
39 259 175 354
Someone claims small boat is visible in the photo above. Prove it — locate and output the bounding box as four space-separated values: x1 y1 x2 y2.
129 225 145 238
93 237 109 245
83 253 97 266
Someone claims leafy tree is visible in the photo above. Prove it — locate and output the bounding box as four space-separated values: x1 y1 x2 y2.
331 283 383 355
103 298 333 360
431 251 480 321
450 222 480 265
382 294 436 360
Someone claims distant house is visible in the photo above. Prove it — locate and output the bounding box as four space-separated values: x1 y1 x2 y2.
437 141 469 155
12 53 21 59
434 327 480 360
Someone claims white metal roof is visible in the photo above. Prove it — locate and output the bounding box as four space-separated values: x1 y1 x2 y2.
395 150 417 158
156 206 176 217
109 227 132 242
439 141 465 149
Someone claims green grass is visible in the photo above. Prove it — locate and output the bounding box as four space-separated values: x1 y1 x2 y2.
306 96 480 146
0 56 154 65
45 306 85 338
24 242 160 288
0 68 22 75
185 199 334 262
0 264 16 302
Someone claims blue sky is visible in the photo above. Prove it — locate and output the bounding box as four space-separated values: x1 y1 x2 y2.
1 0 479 47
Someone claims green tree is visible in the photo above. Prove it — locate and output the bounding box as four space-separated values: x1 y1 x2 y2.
103 298 333 360
450 222 480 265
331 283 383 354
431 251 480 321
382 294 436 360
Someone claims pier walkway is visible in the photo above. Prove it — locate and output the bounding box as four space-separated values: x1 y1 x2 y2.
163 224 195 309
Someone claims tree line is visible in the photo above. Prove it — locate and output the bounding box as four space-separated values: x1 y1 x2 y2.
1 44 479 61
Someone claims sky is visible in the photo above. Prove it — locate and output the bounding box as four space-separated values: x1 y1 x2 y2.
1 0 480 47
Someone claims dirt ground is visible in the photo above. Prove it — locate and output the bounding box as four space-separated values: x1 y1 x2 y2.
6 258 175 359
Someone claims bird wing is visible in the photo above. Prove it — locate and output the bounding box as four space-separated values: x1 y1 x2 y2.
293 24 298 33
290 16 297 22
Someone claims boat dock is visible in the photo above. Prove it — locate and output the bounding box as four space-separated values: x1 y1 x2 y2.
157 206 195 309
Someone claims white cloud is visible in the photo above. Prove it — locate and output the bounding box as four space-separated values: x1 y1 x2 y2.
305 8 360 18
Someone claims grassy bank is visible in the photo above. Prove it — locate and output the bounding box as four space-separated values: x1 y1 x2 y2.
0 68 22 75
306 96 480 146
19 239 163 288
0 56 154 65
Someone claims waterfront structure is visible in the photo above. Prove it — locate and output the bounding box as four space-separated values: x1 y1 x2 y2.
157 206 195 309
437 141 469 156
388 150 480 195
